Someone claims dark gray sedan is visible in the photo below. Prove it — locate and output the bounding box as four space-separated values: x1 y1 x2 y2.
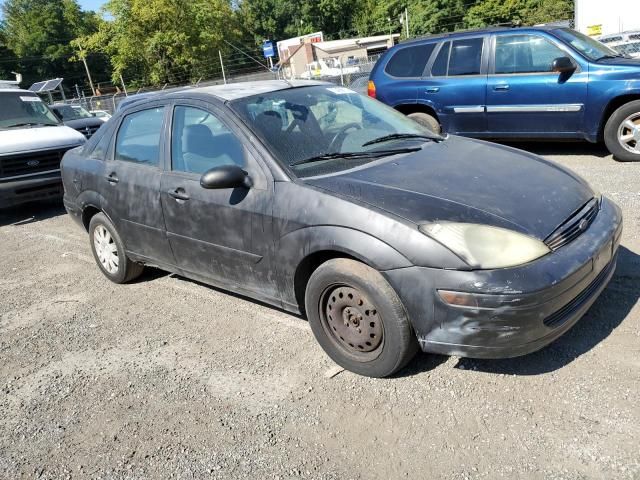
61 81 623 377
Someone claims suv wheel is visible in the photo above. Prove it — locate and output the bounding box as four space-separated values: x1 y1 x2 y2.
305 258 419 378
408 112 441 134
604 100 640 162
89 212 144 283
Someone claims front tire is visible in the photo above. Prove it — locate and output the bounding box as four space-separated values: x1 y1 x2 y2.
604 100 640 162
89 212 144 283
408 112 441 134
305 259 418 378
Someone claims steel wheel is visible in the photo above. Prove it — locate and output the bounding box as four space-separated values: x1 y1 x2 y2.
93 225 119 274
617 113 640 154
320 284 384 360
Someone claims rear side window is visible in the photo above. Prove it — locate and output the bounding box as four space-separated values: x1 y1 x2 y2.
114 107 165 166
431 42 450 76
448 38 484 75
385 43 436 77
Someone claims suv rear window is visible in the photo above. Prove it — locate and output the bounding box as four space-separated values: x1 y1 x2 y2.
385 43 436 77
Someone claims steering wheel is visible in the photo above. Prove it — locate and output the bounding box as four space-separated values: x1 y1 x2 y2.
327 123 363 152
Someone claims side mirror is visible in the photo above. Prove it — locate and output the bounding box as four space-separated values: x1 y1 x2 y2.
200 164 252 190
551 56 576 74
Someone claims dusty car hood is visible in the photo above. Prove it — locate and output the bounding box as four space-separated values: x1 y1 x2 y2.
0 125 86 155
305 136 594 240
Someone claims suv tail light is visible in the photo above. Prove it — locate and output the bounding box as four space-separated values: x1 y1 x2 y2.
367 80 376 98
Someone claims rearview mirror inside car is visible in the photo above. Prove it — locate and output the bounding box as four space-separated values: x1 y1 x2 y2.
551 57 576 74
200 164 252 190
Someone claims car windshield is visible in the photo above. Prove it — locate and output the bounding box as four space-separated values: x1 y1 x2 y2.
230 85 440 178
53 104 93 120
0 92 60 129
555 28 621 61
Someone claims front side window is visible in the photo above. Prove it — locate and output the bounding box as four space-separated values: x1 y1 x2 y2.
0 93 59 129
171 106 244 174
385 43 436 77
448 38 484 76
495 34 568 74
230 85 438 178
114 107 164 166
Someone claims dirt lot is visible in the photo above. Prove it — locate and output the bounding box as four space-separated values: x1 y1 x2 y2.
1 143 639 480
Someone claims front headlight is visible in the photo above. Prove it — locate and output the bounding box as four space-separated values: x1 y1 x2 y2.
419 222 550 269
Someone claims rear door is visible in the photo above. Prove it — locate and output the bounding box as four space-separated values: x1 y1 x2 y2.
486 32 588 136
419 36 488 135
375 42 437 107
159 102 277 298
101 103 174 266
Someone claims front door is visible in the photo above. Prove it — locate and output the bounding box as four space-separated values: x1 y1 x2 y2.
160 103 276 298
420 37 488 135
102 104 174 266
486 33 588 137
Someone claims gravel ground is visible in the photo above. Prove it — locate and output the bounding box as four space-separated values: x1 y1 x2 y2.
1 142 639 480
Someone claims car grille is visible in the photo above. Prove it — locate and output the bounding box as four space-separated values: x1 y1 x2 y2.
0 148 70 179
543 258 615 328
544 198 600 251
76 124 100 139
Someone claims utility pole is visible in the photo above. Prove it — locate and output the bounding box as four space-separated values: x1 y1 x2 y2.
119 74 128 96
80 53 96 97
405 8 410 38
219 50 227 84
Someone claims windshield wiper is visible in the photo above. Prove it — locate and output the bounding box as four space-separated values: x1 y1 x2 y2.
596 54 625 61
362 132 442 147
290 147 421 167
3 122 58 128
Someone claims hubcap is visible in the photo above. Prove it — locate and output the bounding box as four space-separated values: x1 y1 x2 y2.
93 225 119 274
323 286 383 353
617 113 640 154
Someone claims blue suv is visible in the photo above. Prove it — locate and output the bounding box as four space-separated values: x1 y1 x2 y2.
368 26 640 161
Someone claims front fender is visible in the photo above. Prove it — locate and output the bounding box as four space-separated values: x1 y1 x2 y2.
275 225 413 308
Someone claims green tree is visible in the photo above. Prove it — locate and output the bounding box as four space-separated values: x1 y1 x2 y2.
1 0 103 88
465 0 573 29
79 0 240 86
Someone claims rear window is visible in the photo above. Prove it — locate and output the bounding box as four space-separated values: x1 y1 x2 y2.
385 43 436 77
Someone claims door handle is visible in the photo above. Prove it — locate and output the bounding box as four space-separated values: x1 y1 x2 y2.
493 84 510 91
168 188 190 201
105 173 119 184
426 87 440 93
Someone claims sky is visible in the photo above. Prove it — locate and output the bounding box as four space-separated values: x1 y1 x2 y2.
78 0 107 12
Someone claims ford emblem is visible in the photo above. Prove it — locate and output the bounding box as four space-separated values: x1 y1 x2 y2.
27 160 40 167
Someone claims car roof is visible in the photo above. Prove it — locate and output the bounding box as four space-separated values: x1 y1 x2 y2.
166 80 329 101
398 25 561 46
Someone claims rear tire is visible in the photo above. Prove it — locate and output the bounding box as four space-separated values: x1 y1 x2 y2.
89 212 144 284
305 258 419 378
604 100 640 162
408 112 441 134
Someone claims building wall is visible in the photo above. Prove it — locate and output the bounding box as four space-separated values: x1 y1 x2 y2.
575 0 640 36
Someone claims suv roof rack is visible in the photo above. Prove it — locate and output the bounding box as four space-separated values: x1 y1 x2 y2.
399 23 526 44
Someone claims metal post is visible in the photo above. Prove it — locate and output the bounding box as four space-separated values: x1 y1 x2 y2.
340 61 344 86
219 50 227 84
120 74 128 96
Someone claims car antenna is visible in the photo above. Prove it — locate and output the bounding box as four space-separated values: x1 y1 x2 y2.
222 40 295 88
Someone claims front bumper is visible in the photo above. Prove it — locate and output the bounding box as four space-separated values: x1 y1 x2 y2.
0 171 63 209
383 196 623 359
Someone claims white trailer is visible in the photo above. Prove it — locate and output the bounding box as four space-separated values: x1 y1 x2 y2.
575 0 640 36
